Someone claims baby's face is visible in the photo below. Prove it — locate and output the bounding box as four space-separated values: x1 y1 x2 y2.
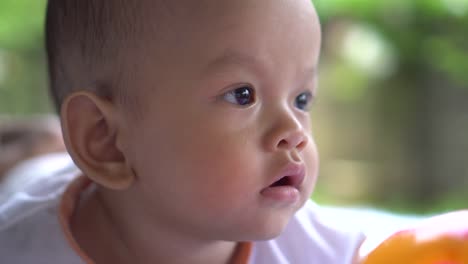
120 0 321 241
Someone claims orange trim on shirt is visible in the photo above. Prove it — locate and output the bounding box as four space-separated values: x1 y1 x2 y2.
58 176 253 264
58 176 95 264
231 242 253 264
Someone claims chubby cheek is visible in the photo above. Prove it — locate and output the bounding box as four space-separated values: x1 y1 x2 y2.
302 141 320 198
176 131 261 208
131 118 261 211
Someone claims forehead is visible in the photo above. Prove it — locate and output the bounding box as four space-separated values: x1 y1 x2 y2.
141 0 320 67
125 0 321 103
121 0 321 117
161 0 320 38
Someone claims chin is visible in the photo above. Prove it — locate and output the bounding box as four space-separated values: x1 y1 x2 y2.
252 228 287 241
234 214 293 242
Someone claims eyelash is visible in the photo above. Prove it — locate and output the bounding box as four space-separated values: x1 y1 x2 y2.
222 86 256 106
222 86 314 111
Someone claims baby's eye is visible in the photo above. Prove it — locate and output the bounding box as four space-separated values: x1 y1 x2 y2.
223 86 256 106
294 92 313 111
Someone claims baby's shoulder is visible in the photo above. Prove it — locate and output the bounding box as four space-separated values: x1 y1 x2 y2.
0 199 82 264
250 201 365 264
0 152 79 204
0 204 72 262
0 154 82 263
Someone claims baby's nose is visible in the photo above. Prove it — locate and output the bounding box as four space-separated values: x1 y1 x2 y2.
265 111 309 152
276 129 308 151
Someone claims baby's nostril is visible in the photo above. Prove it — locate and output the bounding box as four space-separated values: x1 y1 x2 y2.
277 139 289 149
296 140 306 150
277 136 307 150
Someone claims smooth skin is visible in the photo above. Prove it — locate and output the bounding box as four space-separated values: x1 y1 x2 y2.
62 1 322 263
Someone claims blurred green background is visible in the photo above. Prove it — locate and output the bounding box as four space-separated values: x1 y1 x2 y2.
0 0 467 213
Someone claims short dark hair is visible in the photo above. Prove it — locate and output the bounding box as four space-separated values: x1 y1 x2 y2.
45 0 152 112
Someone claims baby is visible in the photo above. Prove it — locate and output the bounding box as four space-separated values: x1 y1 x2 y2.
0 0 365 263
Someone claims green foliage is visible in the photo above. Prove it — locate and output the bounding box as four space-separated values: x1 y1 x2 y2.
315 0 465 19
0 0 47 51
315 0 468 90
0 0 50 114
313 0 468 211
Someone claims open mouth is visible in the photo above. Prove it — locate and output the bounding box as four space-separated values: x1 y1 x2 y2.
264 163 306 191
270 176 294 187
261 171 304 203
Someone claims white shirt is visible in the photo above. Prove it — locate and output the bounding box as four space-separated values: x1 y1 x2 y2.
0 152 391 264
0 153 82 264
250 201 365 263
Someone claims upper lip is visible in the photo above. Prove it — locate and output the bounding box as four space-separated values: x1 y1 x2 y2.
266 163 306 189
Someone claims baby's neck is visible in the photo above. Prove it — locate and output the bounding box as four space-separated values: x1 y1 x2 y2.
71 186 238 264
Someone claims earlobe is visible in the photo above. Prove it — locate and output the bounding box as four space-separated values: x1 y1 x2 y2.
61 91 135 190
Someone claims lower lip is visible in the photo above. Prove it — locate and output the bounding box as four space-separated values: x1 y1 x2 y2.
260 186 301 204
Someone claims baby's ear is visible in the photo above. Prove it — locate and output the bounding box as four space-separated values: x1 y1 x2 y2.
61 91 135 190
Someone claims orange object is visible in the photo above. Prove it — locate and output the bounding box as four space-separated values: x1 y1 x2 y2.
362 211 468 264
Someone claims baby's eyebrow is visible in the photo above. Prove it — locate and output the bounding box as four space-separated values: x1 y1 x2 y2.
204 49 318 83
204 50 265 76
